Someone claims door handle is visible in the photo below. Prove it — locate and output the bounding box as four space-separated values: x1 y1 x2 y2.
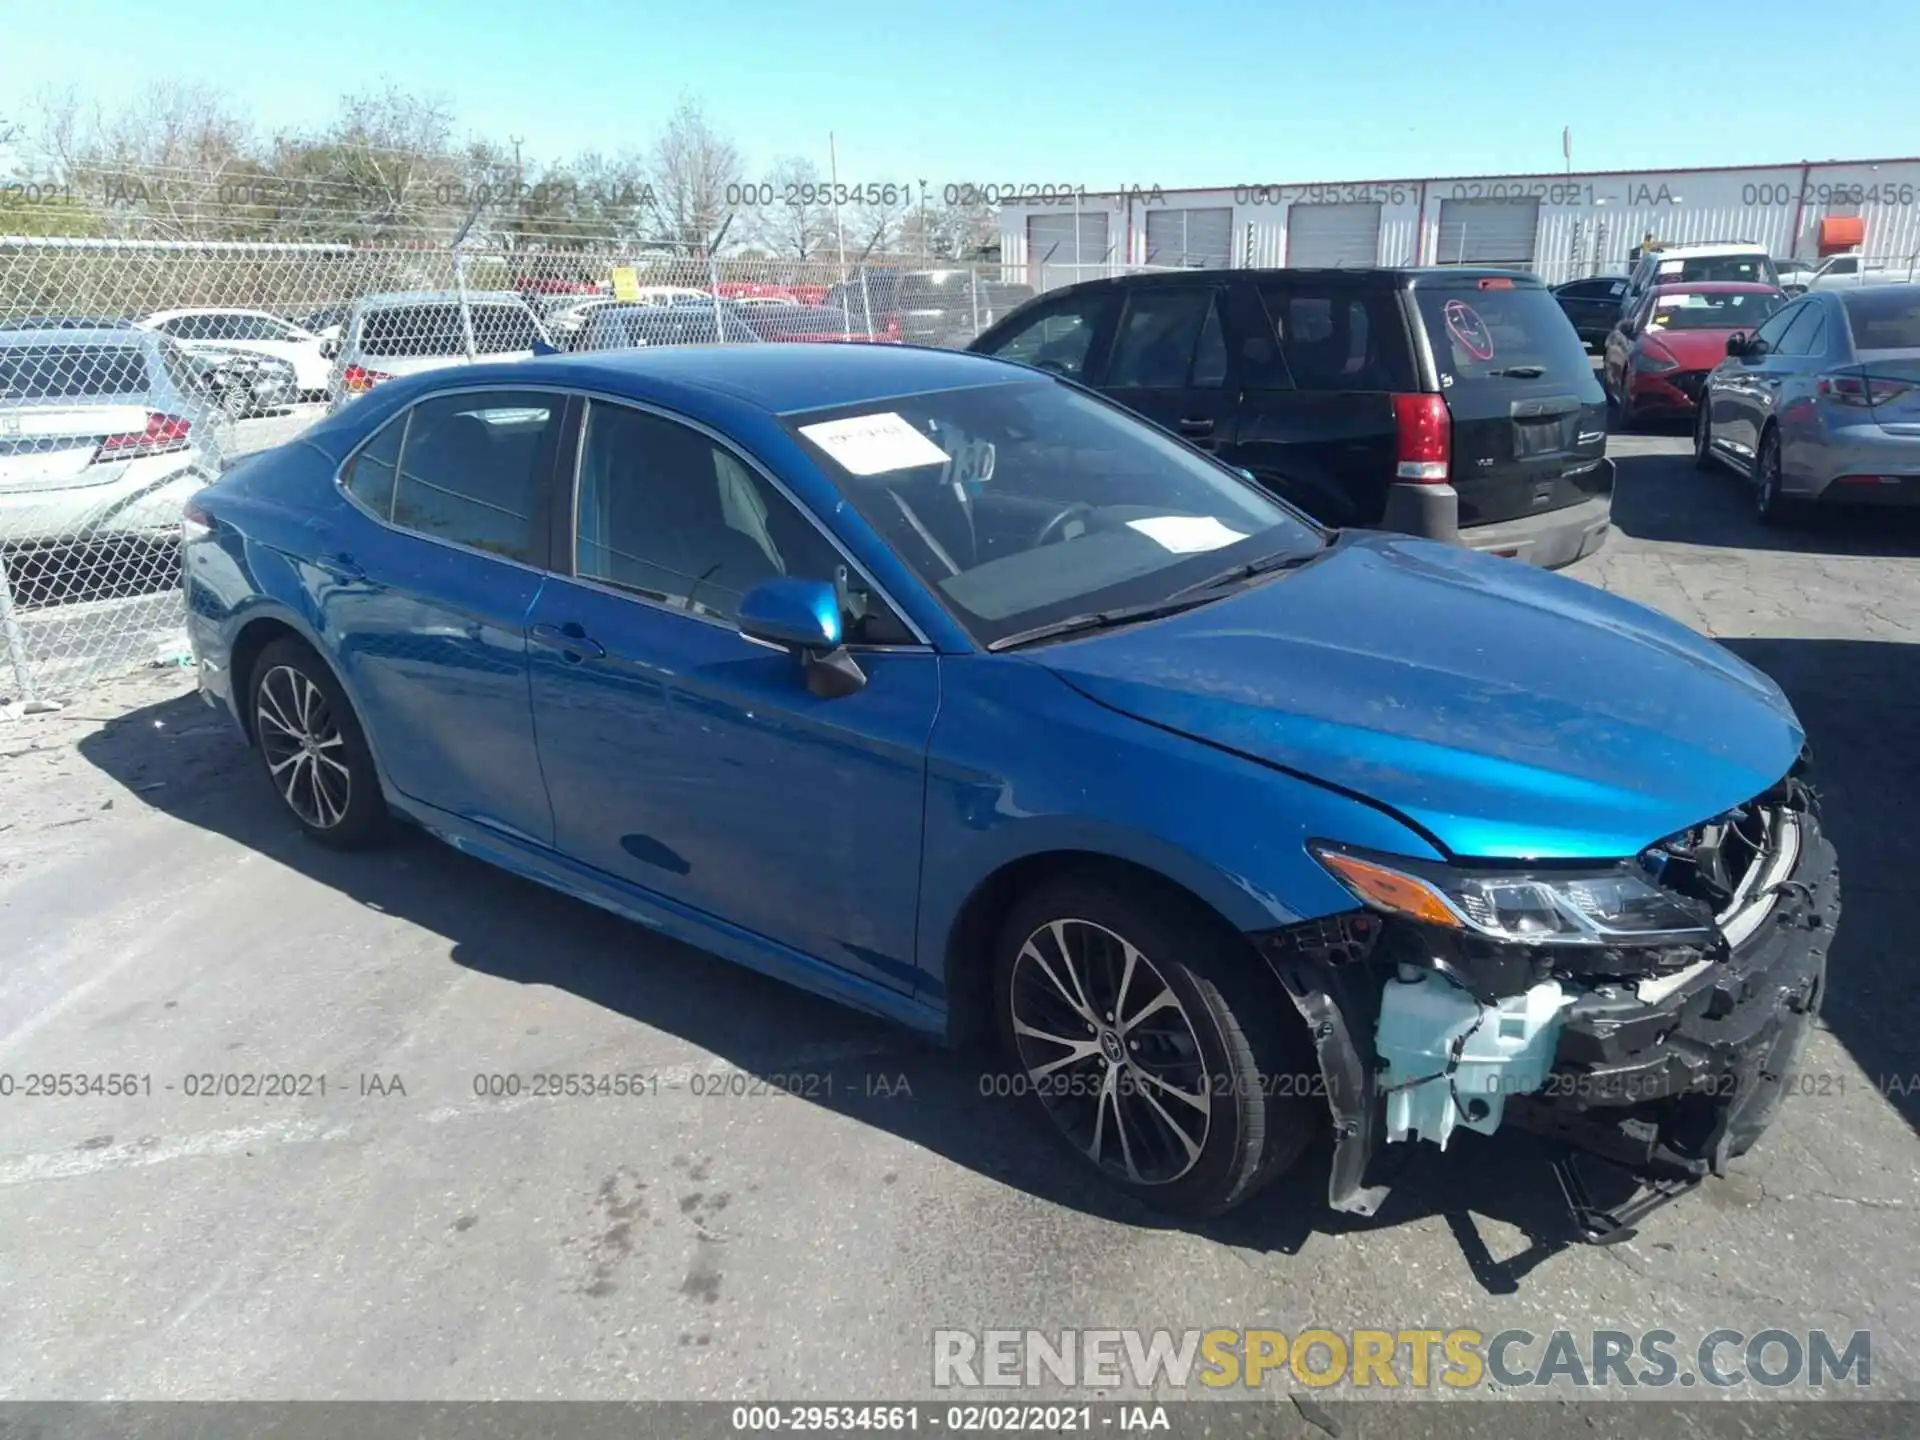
1177 417 1216 436
530 622 606 661
315 552 363 582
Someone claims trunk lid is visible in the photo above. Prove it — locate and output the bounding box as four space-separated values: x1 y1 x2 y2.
1410 278 1609 528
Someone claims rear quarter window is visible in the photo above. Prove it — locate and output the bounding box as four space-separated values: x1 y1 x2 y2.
1413 285 1596 393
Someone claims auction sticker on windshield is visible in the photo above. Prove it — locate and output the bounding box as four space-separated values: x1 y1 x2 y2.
1126 515 1247 553
799 412 951 475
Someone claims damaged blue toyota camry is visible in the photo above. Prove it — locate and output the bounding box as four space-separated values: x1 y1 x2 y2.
182 344 1839 1230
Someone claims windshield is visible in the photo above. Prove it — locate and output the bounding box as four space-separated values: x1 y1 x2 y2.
1413 284 1595 391
1656 254 1777 287
784 379 1322 647
358 303 542 358
1647 289 1784 331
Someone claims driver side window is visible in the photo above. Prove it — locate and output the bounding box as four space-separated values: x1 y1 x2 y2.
978 294 1113 379
574 402 913 643
1751 303 1803 355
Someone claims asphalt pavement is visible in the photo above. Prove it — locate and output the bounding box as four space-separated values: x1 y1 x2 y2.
1 425 1916 1406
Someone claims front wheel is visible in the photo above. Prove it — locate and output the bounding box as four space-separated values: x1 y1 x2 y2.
993 875 1319 1217
1754 428 1808 527
249 637 391 848
1693 403 1716 470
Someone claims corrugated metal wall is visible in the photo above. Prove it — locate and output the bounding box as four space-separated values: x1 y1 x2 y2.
1000 159 1920 288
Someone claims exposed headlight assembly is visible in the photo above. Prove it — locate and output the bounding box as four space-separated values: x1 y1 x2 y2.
1309 843 1716 947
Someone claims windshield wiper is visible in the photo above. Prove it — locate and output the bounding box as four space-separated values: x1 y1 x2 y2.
1167 546 1322 601
986 594 1221 652
1485 364 1546 378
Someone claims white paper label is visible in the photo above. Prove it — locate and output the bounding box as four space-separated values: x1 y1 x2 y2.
1125 515 1247 554
798 412 951 475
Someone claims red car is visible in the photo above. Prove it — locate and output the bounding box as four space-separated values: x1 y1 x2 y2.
1603 281 1787 427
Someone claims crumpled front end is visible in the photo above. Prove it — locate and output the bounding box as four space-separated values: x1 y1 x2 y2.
1256 761 1841 1219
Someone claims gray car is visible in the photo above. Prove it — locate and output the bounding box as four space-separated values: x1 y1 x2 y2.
1696 283 1920 524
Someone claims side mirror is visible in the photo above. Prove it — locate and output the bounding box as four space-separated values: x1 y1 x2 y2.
319 337 340 359
1725 333 1749 358
737 578 867 699
531 338 560 357
1235 466 1258 484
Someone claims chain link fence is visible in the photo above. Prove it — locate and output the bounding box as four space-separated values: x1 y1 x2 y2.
0 235 1063 706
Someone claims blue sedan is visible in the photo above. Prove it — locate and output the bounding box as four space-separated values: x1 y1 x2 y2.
183 344 1839 1222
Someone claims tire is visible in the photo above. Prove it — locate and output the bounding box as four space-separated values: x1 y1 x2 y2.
248 636 391 848
1754 427 1807 527
992 873 1319 1217
1692 403 1716 471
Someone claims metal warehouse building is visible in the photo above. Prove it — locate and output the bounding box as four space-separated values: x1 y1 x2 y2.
995 156 1920 288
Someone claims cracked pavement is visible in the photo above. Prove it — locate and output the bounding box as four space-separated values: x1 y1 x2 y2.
0 426 1916 1403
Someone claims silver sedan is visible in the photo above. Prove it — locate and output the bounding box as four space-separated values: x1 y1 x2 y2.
1696 283 1920 524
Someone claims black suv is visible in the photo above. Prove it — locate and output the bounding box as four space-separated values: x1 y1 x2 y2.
967 268 1613 567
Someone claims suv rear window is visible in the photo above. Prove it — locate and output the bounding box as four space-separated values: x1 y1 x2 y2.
1254 286 1416 392
0 345 151 399
1413 284 1594 392
1841 289 1920 350
358 304 541 358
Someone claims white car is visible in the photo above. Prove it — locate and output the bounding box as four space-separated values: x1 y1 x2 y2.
139 307 331 399
627 285 714 307
1619 244 1780 322
0 327 222 549
1803 253 1917 290
324 292 554 411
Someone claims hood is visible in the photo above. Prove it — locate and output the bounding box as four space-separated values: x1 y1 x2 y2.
1032 534 1802 860
1639 327 1741 369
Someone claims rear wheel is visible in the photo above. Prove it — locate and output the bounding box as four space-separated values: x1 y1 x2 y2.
993 874 1319 1217
249 637 390 848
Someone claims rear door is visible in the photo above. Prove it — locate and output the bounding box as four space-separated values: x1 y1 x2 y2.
1410 276 1608 529
1091 282 1238 455
1231 279 1414 526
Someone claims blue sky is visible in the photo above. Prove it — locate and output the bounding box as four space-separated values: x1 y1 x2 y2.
8 0 1917 184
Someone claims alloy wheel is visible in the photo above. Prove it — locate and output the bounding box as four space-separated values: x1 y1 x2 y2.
1008 918 1212 1186
255 663 351 829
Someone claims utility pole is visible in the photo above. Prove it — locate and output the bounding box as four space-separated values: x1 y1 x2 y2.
830 131 847 274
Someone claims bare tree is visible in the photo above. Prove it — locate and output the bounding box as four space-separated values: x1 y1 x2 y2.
749 156 835 259
646 95 742 252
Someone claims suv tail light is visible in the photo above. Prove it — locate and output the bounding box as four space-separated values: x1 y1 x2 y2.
1817 371 1911 407
342 364 393 394
1392 394 1451 482
94 412 192 463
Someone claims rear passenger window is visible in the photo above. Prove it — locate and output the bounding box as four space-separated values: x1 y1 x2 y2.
1259 288 1414 393
1107 288 1222 389
342 414 404 519
391 391 558 562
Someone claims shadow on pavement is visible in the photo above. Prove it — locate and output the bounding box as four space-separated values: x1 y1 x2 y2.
76 634 1918 1294
1608 444 1920 557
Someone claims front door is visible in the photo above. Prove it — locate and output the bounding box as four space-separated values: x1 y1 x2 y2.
525 397 938 992
1093 283 1239 455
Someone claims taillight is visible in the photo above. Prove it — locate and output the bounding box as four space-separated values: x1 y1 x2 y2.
342 364 393 394
1817 372 1910 407
94 412 192 463
1391 393 1451 482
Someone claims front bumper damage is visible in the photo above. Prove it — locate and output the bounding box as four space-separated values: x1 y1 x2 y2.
1255 769 1841 1231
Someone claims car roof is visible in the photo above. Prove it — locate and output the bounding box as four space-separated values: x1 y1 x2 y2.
143 306 276 320
1648 281 1782 295
1033 266 1543 298
352 290 528 309
1642 243 1767 260
513 342 1034 415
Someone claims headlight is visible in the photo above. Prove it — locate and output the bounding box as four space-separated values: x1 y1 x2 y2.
1309 843 1715 947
